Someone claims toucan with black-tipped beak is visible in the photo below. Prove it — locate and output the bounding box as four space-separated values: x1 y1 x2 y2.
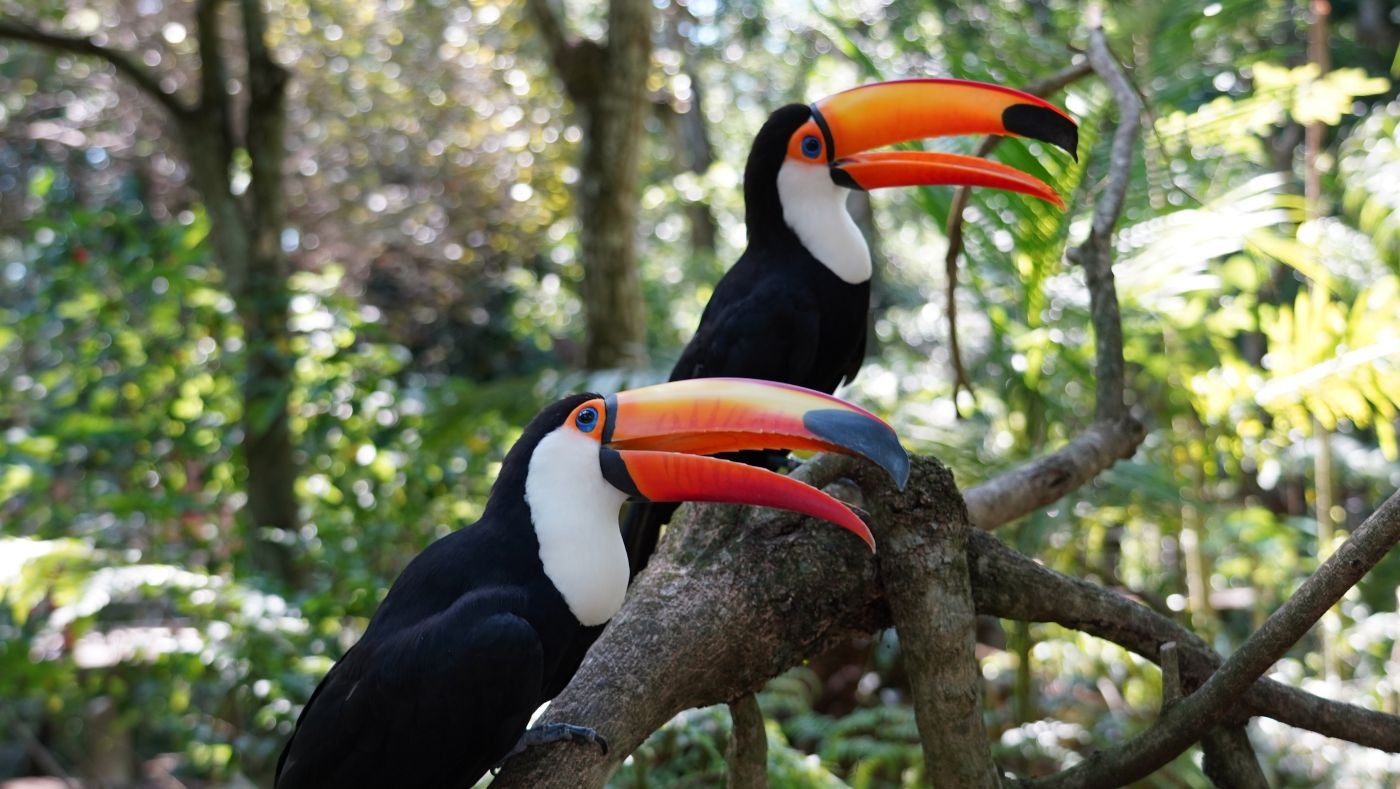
621 78 1078 573
274 378 907 788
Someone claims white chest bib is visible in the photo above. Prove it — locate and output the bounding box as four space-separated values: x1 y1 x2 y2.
524 429 630 626
776 160 872 284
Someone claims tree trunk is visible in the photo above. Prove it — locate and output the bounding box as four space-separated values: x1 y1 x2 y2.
576 0 651 368
525 0 653 369
663 5 718 259
181 0 300 584
238 0 301 583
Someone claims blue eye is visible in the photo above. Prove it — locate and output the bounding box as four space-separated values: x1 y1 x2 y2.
575 406 599 432
800 135 822 158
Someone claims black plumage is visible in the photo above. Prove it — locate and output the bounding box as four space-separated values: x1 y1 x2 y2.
275 394 604 789
621 105 869 573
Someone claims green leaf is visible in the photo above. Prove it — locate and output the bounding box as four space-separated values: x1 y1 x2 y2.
28 167 55 199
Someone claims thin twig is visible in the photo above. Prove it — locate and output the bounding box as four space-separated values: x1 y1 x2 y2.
1068 19 1139 422
1021 489 1400 787
943 60 1093 407
947 49 1141 529
0 18 191 118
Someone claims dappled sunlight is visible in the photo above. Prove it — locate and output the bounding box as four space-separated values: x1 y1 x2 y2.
2 0 1399 785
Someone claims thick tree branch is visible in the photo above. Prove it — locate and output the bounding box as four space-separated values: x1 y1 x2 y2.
1201 726 1269 789
966 526 1400 752
0 18 191 119
1023 488 1400 786
875 463 997 786
490 454 1399 787
491 456 945 786
725 695 768 789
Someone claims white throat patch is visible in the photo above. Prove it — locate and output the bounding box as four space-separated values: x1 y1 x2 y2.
524 427 630 626
776 160 872 284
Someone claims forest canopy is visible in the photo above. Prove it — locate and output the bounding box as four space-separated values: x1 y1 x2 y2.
1 0 1399 786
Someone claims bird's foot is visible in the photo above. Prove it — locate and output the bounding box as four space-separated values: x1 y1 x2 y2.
493 723 609 772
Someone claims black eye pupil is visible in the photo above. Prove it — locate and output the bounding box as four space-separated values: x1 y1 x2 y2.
576 407 598 431
801 135 821 158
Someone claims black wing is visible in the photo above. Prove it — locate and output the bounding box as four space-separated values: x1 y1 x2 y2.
619 276 821 576
275 588 543 789
670 277 821 384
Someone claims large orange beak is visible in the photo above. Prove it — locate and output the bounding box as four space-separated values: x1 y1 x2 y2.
599 378 909 552
798 79 1078 207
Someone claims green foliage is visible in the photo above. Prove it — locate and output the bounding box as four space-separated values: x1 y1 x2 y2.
3 0 1400 785
616 705 849 789
1339 101 1400 271
0 179 550 782
2 172 239 558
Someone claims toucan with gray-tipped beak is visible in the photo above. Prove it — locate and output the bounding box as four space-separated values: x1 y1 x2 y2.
274 378 908 788
621 78 1078 573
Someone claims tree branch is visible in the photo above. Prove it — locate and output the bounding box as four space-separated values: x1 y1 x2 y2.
963 417 1143 529
726 695 768 789
240 0 289 225
523 0 572 69
875 462 997 786
523 0 605 103
1201 726 1269 789
1159 641 1182 709
966 526 1400 753
3 712 76 787
0 18 191 119
1017 488 1400 786
1166 645 1268 785
193 0 233 149
1067 19 1139 422
944 51 1142 530
489 454 1399 787
491 456 944 787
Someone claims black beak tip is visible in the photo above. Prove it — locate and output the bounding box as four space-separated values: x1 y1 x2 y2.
892 455 911 491
1002 103 1079 161
803 409 911 490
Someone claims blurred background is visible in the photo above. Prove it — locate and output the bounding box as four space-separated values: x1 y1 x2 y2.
1 0 1398 786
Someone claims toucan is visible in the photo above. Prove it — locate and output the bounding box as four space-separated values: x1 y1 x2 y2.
274 378 908 788
621 78 1078 573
